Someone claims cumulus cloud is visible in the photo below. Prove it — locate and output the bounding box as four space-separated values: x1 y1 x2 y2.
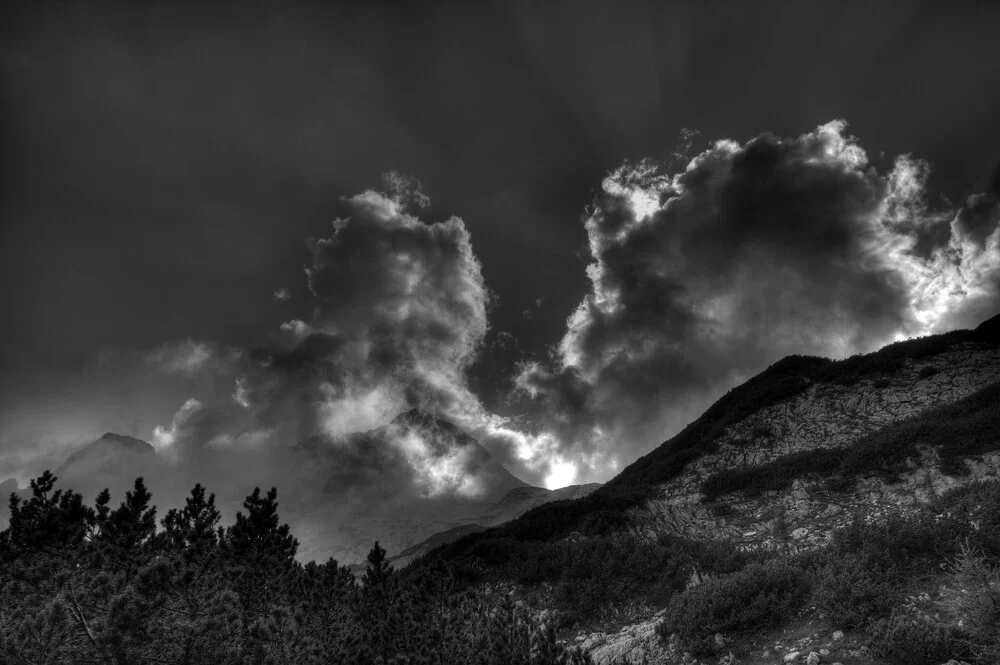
222 172 491 445
515 121 1000 482
273 287 291 301
139 173 567 521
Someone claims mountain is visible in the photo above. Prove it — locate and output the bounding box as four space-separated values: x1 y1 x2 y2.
418 314 1000 664
346 482 605 573
56 432 155 478
476 482 604 526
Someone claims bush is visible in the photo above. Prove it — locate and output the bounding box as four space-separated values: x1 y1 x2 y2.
867 612 968 665
656 558 809 654
918 365 940 379
810 554 900 628
700 383 1000 502
937 544 1000 663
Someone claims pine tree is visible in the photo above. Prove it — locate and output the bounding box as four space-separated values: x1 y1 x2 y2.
223 486 299 664
290 558 358 664
0 471 96 663
135 483 238 664
87 478 164 665
359 541 405 664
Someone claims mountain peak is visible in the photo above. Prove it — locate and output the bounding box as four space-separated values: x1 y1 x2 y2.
94 433 155 453
391 408 449 428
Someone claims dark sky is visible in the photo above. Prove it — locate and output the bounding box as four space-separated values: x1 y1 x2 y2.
2 0 999 487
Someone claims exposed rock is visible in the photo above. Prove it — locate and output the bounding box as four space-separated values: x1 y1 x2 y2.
783 651 801 663
806 651 821 665
583 618 671 665
831 630 844 641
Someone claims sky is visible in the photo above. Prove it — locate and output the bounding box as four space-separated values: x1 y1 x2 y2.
2 0 1000 493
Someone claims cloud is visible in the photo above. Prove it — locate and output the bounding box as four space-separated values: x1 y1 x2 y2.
515 121 1000 482
145 340 242 377
273 287 291 301
141 173 566 509
224 173 491 443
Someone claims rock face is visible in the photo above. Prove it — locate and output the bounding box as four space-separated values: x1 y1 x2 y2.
580 611 672 665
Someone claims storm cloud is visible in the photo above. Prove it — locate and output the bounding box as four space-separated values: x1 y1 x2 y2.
515 121 1000 482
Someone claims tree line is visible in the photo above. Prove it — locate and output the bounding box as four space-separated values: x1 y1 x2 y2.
1 471 591 665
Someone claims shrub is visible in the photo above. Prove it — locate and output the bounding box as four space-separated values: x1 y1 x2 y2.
873 377 892 389
707 502 734 518
810 553 900 628
656 558 809 654
867 612 968 665
700 383 1000 502
823 474 855 493
833 373 860 387
918 365 940 379
937 543 1000 663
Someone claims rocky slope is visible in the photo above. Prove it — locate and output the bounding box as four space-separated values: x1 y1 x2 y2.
572 320 1000 664
419 315 999 664
636 340 1000 551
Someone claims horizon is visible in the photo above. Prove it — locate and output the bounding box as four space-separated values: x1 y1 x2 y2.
2 310 996 496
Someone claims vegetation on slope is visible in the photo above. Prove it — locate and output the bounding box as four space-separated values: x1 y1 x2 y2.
609 316 998 498
701 381 1000 500
657 481 1000 664
0 472 591 665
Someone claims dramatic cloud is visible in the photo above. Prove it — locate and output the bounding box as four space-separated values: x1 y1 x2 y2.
516 121 1000 482
223 172 491 443
137 175 561 509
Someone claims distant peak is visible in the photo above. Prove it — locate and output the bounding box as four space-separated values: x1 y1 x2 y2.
94 433 154 453
391 408 451 429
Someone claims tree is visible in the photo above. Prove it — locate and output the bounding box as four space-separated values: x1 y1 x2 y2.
223 487 299 664
359 541 405 664
135 484 238 664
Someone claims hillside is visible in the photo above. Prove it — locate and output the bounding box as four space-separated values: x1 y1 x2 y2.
414 315 1000 664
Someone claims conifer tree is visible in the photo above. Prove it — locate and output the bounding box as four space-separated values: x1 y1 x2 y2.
223 486 299 664
136 483 238 664
359 541 405 664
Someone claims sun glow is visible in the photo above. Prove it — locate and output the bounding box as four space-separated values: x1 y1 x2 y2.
544 460 577 489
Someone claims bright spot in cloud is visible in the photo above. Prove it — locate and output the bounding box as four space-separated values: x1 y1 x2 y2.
544 460 577 489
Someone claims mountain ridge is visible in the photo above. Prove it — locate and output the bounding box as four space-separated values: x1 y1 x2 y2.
408 314 1000 664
